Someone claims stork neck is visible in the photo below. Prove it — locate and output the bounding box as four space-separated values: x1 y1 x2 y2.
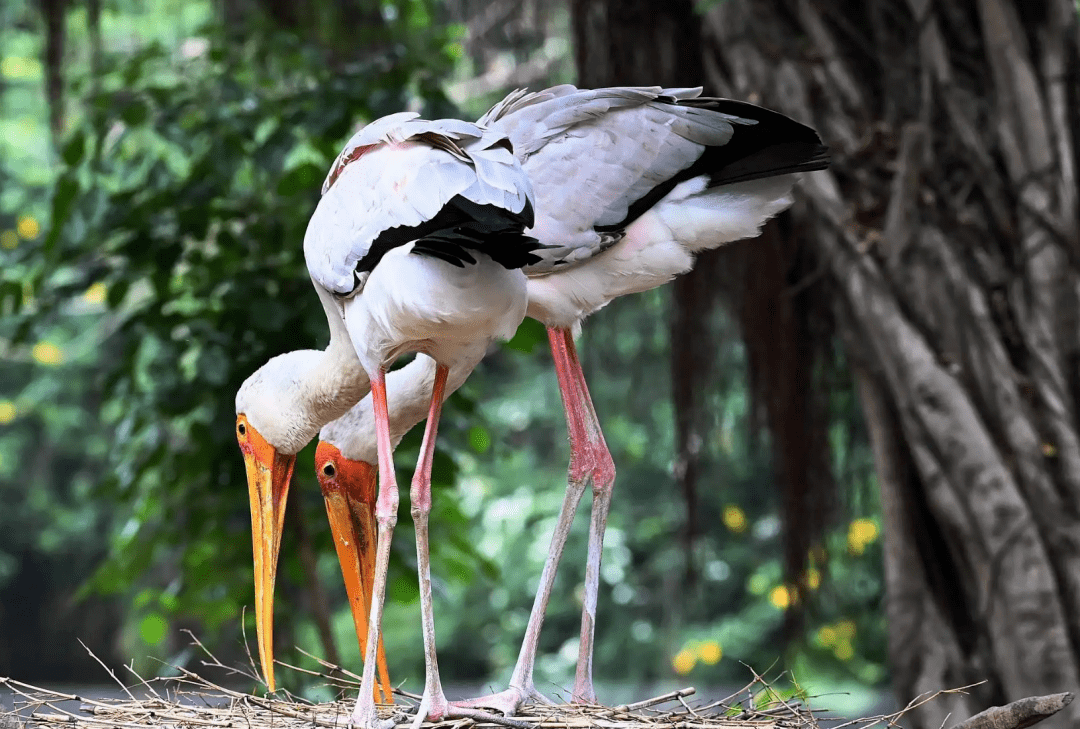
309 283 370 425
322 354 477 464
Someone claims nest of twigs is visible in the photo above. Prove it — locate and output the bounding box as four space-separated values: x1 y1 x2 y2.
0 635 963 729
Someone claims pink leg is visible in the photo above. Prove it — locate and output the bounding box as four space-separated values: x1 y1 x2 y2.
409 364 453 721
456 327 613 713
351 369 400 729
452 327 593 715
562 329 616 705
410 366 530 729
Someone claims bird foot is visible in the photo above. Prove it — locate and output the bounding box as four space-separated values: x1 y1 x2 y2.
571 685 597 705
451 684 556 717
347 702 397 729
394 689 535 729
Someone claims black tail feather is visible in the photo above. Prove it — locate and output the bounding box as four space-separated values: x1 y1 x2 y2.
597 98 830 234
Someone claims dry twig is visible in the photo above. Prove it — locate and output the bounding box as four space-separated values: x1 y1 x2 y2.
0 644 1042 729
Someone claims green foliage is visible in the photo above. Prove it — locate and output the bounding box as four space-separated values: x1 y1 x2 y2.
1 0 889 701
1 1 481 677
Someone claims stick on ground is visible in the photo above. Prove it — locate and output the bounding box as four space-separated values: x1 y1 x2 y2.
950 692 1074 729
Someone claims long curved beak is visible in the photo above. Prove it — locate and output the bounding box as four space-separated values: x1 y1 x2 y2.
238 417 295 692
316 441 393 704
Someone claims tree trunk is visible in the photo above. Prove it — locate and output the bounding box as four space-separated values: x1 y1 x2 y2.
86 0 101 81
695 0 1080 726
39 0 66 145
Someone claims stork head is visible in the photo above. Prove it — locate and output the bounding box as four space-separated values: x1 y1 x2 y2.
315 436 396 703
234 349 328 691
314 439 379 646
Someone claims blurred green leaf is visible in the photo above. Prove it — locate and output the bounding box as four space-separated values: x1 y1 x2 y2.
276 162 323 196
467 425 490 454
504 317 547 353
44 174 79 254
61 131 85 166
139 612 169 645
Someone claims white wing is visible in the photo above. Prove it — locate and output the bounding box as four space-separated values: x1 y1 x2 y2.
479 85 825 274
305 116 535 296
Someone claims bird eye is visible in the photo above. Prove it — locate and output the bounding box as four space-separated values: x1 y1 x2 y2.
322 462 336 478
237 422 246 436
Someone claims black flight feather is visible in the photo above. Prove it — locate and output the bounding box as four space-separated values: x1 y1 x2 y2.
596 98 830 234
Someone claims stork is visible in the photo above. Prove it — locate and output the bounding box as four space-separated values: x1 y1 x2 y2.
235 112 542 729
315 86 829 715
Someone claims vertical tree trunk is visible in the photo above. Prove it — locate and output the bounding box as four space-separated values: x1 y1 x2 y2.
696 0 1080 726
86 0 101 81
571 0 713 584
39 0 66 145
219 0 251 38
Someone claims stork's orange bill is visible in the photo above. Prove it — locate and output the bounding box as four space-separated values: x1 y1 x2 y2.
316 441 393 704
236 414 295 692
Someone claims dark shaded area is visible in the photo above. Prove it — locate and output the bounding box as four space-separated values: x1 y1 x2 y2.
0 551 123 681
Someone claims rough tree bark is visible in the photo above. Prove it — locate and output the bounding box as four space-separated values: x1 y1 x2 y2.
694 1 1080 727
572 0 1080 726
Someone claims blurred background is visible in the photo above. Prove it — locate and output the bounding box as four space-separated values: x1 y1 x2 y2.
1 1 1077 728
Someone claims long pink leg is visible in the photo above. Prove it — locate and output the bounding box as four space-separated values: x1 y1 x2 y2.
409 363 453 723
410 366 531 729
562 327 616 705
350 369 400 729
457 326 614 713
451 327 594 715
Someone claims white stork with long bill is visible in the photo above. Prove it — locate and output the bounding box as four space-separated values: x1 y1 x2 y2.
315 86 829 716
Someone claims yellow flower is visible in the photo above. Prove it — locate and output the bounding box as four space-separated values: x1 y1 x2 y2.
0 400 16 424
32 341 63 366
847 518 879 554
0 56 34 79
834 639 854 661
83 282 107 304
0 230 17 250
697 640 722 665
672 649 696 675
722 504 747 534
17 216 40 240
805 567 821 590
835 619 856 639
769 585 791 610
816 625 837 647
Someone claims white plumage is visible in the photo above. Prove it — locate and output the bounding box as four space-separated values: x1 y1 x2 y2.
317 85 829 715
307 117 535 296
343 242 527 374
524 175 795 328
235 284 369 456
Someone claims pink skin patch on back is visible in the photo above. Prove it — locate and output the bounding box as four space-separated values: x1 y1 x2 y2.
323 143 379 193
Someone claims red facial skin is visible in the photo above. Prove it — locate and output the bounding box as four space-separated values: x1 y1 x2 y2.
316 441 393 704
